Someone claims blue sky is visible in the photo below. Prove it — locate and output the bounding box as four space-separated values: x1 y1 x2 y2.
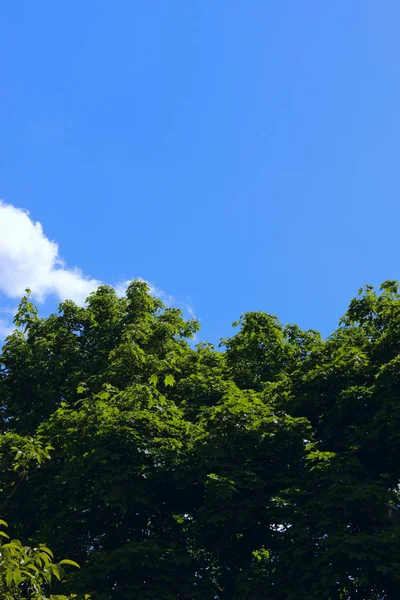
1 0 400 343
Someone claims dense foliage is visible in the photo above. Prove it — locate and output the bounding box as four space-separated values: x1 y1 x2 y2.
1 280 400 599
0 436 84 599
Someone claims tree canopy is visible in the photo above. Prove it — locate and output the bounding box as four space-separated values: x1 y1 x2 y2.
1 279 400 599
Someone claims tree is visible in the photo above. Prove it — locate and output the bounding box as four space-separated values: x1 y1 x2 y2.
1 279 400 598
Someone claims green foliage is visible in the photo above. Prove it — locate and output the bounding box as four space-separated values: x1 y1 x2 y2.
0 521 81 600
1 279 400 598
0 436 86 599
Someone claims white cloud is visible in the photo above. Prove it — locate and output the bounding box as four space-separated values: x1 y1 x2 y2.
0 201 197 338
0 200 101 304
0 319 14 339
0 307 17 316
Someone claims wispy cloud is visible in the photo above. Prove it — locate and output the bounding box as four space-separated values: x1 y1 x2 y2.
185 302 196 320
116 278 196 320
0 307 17 316
115 278 174 306
0 319 14 339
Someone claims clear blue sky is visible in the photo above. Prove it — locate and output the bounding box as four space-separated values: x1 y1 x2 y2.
1 1 400 343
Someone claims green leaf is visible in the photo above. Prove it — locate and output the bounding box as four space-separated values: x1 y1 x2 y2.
13 569 22 585
164 374 175 387
50 563 62 581
149 374 159 386
59 559 80 569
39 545 54 558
